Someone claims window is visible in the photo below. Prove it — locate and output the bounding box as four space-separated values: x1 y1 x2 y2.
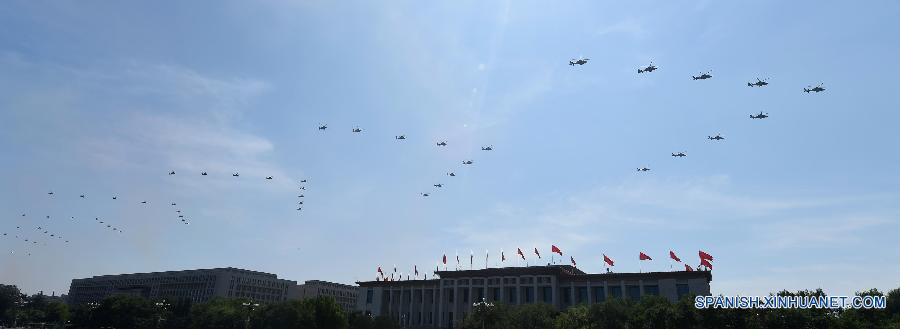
676 284 690 299
644 285 659 296
366 289 373 303
541 287 553 303
523 287 534 303
474 288 484 302
492 288 501 302
507 287 517 303
593 287 606 303
576 287 588 304
608 286 622 299
447 289 454 303
561 287 571 304
626 285 641 301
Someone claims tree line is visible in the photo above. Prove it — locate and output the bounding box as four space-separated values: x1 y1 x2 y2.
2 283 899 328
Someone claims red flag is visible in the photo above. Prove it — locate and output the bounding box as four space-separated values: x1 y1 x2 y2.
639 252 652 261
684 264 693 272
501 250 506 262
570 256 576 267
603 254 615 266
377 266 383 274
699 250 714 261
456 254 460 265
442 254 447 265
700 258 714 270
414 265 418 276
517 248 525 260
534 247 541 259
551 245 563 256
669 251 681 263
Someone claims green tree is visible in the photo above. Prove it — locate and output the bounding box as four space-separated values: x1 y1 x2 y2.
0 285 25 326
589 298 632 329
555 304 593 329
190 298 248 329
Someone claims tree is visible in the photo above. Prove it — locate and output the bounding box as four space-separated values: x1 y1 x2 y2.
0 284 25 325
554 304 593 329
589 299 632 329
190 298 248 329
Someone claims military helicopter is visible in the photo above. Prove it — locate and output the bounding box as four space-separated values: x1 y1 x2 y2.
169 171 176 175
433 184 443 188
481 145 493 151
201 172 208 176
636 167 651 172
298 194 304 198
420 193 430 197
747 78 768 87
395 135 406 140
318 124 327 131
112 196 117 200
352 126 362 133
436 141 447 146
569 57 590 66
300 179 307 183
265 176 273 180
638 62 657 73
79 195 85 198
692 71 712 80
47 191 54 195
671 152 687 157
707 133 725 141
804 83 825 93
750 112 769 119
447 172 456 177
462 160 474 165
232 173 240 177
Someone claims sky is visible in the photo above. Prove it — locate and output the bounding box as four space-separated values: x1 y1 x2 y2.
1 0 899 298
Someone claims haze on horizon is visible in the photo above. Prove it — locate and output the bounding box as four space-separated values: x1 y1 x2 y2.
1 1 899 297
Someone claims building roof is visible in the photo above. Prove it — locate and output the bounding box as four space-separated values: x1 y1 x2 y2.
72 267 290 281
356 265 711 287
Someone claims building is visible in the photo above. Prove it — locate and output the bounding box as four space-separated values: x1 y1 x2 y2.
356 265 711 329
289 280 359 313
68 267 296 305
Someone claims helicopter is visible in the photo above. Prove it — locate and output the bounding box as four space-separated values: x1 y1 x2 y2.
462 160 474 165
748 78 768 87
395 135 406 140
569 57 590 66
692 71 712 80
434 184 443 188
750 112 769 119
804 83 825 93
352 126 362 133
318 124 327 131
636 167 651 172
671 152 687 157
481 146 493 151
638 62 657 73
436 141 447 146
707 133 725 141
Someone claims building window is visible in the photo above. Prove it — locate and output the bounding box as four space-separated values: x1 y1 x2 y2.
561 287 571 304
593 287 606 303
644 285 659 296
474 288 484 302
523 287 534 303
447 289 454 303
366 289 373 303
676 284 690 299
608 286 622 299
492 288 501 302
626 285 641 301
507 287 517 304
541 287 553 303
576 287 588 304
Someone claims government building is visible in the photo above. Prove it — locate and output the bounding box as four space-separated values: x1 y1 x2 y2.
289 280 359 313
68 267 297 305
356 265 711 329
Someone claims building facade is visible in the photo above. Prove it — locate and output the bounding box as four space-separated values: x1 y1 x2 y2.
68 267 296 305
289 280 359 313
356 265 711 329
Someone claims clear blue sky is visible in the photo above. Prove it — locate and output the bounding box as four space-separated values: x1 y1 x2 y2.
1 1 898 297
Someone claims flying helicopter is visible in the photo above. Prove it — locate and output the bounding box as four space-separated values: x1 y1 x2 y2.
395 135 406 140
747 78 768 87
707 133 725 141
804 83 825 93
434 184 443 188
201 172 207 176
636 167 651 172
233 173 240 177
569 57 590 66
750 112 769 119
420 193 430 197
692 71 712 80
638 62 657 73
436 141 447 146
169 171 176 175
481 146 493 151
448 172 456 177
266 176 273 180
462 160 473 165
318 124 327 131
671 152 687 157
352 126 362 133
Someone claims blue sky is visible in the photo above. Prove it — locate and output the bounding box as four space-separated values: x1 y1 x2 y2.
1 0 899 297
